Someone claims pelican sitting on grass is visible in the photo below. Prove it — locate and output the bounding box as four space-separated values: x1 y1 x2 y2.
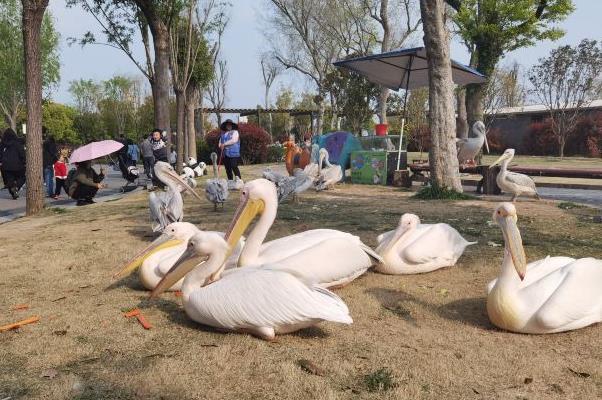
205 152 229 210
315 148 343 191
375 214 476 274
487 202 602 333
225 179 381 288
491 149 539 202
113 222 245 291
149 162 203 232
456 121 489 167
150 231 352 341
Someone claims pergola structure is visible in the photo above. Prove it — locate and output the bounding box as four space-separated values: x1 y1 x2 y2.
196 107 405 137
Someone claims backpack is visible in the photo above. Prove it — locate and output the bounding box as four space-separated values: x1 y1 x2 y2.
65 168 78 197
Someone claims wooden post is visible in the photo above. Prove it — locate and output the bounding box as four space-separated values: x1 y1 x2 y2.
477 165 501 194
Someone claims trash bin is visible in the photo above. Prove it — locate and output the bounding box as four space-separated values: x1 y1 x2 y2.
375 124 388 136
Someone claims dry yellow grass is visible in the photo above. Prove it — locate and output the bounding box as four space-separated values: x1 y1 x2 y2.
1 164 601 400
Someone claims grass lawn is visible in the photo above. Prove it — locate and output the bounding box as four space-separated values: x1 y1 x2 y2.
407 151 602 169
1 163 601 399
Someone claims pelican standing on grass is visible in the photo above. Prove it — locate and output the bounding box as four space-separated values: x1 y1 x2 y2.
262 167 313 202
315 148 343 191
456 121 489 166
113 222 245 291
375 214 476 274
225 179 382 288
487 202 602 333
151 231 353 340
149 161 203 232
205 152 229 210
491 149 540 202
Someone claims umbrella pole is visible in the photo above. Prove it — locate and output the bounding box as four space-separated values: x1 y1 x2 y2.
396 56 413 171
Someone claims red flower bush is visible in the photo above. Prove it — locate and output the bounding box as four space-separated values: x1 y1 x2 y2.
202 123 272 165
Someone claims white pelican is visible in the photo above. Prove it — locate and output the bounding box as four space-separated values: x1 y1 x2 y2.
487 202 602 333
225 179 381 288
262 167 313 202
227 176 244 191
205 152 229 211
375 214 476 274
149 162 203 232
303 144 321 179
456 121 489 166
491 149 540 202
113 222 245 291
315 148 343 191
151 231 352 340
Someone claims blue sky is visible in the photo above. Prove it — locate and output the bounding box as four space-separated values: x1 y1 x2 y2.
49 0 602 107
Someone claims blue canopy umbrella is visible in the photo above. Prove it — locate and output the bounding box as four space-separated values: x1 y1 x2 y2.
333 46 486 170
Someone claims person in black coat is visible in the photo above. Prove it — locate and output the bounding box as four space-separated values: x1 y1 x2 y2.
0 128 26 199
43 134 58 197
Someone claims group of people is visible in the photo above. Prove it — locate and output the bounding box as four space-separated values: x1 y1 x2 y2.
1 120 242 204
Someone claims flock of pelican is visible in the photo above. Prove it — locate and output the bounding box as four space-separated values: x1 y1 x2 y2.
122 145 600 340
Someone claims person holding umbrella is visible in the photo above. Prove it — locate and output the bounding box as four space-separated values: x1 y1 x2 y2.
68 139 123 206
219 119 241 181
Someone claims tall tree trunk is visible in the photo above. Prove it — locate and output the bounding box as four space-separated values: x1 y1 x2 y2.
198 92 205 140
186 84 198 160
316 101 324 136
456 88 468 138
377 87 389 124
465 83 484 127
175 89 185 174
183 116 189 160
152 24 171 145
22 0 48 216
420 0 462 192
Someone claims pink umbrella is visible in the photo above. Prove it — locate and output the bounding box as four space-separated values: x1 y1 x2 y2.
70 140 124 163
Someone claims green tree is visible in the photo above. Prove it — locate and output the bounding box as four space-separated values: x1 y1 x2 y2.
447 0 574 125
42 102 79 143
0 0 59 131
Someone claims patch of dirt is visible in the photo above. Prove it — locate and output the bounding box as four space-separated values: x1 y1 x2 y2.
1 163 600 399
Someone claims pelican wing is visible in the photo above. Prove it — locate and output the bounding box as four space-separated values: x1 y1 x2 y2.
187 268 352 330
505 172 537 190
401 224 471 265
530 257 602 331
149 191 172 232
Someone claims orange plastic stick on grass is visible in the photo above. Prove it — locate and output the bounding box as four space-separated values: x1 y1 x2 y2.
0 316 40 332
136 314 152 330
123 309 141 318
13 304 29 311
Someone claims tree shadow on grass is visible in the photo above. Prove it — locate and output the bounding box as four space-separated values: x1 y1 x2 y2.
103 274 145 292
366 287 496 331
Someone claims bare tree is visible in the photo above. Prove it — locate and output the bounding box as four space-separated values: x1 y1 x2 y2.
260 53 281 138
529 39 602 158
484 62 526 129
206 59 228 126
266 0 341 135
419 0 462 191
361 0 421 124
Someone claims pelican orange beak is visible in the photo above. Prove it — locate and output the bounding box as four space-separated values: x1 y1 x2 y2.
224 192 265 266
498 215 527 280
164 168 203 202
113 234 183 279
150 244 208 298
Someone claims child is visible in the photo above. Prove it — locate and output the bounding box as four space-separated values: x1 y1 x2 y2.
53 150 69 199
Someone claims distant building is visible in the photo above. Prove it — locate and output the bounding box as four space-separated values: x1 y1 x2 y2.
486 99 602 153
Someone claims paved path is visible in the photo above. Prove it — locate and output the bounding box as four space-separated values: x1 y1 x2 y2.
0 166 147 224
463 184 602 208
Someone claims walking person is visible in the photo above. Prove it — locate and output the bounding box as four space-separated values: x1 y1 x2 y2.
43 134 58 197
53 150 69 199
139 134 155 179
126 139 140 167
219 119 242 181
0 128 26 199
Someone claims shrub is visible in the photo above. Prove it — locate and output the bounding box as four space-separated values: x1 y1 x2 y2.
266 143 284 163
523 119 557 156
406 124 431 153
205 122 272 164
486 127 506 153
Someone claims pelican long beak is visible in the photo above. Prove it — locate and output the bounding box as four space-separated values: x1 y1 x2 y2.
490 153 507 167
224 195 265 265
499 215 527 280
318 152 325 171
164 169 204 202
150 246 208 298
113 234 183 279
484 136 490 154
